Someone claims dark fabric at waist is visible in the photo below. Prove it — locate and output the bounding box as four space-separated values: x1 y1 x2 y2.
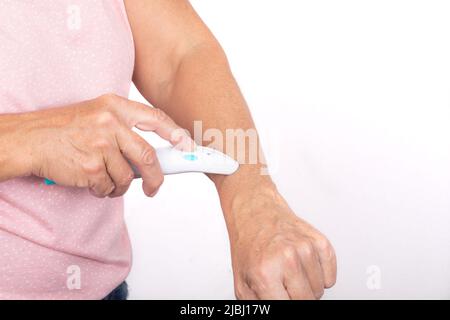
103 282 128 300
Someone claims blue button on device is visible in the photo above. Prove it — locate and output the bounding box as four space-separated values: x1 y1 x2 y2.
44 178 56 185
183 154 198 161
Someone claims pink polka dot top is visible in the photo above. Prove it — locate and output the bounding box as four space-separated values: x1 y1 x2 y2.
0 0 135 299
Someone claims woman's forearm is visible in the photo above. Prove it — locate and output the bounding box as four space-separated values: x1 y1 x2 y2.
0 113 34 181
133 42 276 230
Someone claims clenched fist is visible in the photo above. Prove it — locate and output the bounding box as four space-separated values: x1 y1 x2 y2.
229 187 337 300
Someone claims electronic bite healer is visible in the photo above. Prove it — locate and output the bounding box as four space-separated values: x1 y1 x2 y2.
45 146 240 185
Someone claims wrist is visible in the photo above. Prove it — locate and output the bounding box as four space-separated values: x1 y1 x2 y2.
228 184 286 244
214 166 287 241
213 162 274 194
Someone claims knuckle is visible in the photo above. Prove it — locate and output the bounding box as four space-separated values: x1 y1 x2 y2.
152 108 169 122
95 110 118 127
82 159 104 175
171 128 189 144
250 262 275 288
98 93 118 106
92 137 112 151
297 240 315 258
141 147 156 166
313 235 335 258
281 245 299 266
281 245 297 260
118 171 135 187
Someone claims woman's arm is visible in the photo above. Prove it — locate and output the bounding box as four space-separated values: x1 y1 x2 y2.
125 0 337 300
0 95 192 197
0 113 35 180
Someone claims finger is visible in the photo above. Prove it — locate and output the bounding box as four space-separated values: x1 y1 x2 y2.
104 148 135 197
236 283 258 300
87 163 115 198
313 238 337 288
251 280 291 300
284 266 316 300
111 98 195 151
298 248 325 299
321 252 337 288
115 126 164 197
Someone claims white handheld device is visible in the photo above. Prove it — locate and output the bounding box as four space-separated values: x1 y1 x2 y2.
44 146 239 185
130 146 239 177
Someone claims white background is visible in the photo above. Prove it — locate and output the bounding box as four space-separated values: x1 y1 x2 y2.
124 0 450 299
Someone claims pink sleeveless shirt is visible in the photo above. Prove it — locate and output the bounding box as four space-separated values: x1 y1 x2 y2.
0 0 134 299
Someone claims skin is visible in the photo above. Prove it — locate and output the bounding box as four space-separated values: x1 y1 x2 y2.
0 95 193 197
123 0 337 299
0 0 337 299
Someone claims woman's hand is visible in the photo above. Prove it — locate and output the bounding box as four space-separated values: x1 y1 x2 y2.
23 94 193 197
227 185 337 300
